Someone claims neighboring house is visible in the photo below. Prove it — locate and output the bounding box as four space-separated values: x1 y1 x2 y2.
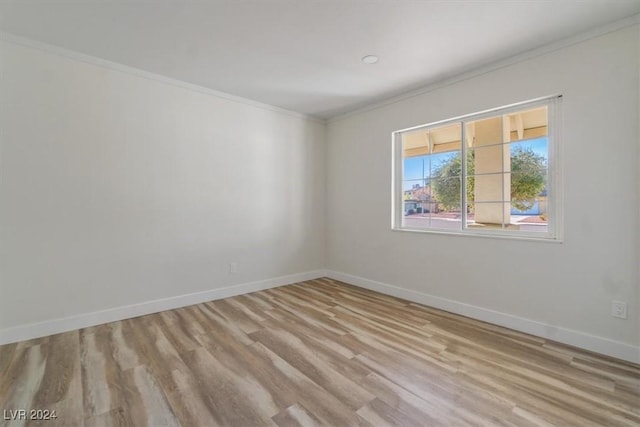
404 183 431 200
404 184 439 215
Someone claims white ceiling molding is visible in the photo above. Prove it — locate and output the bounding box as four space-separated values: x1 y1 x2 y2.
329 13 640 123
0 31 324 123
1 2 639 119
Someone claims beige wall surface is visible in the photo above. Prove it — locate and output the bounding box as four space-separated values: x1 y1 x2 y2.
0 41 326 330
327 25 640 348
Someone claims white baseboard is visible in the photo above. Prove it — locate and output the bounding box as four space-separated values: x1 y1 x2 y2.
4 269 637 364
326 270 640 365
0 270 327 345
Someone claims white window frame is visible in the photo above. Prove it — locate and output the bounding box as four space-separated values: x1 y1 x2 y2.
391 95 563 241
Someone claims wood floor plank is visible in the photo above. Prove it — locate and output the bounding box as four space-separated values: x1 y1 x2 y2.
125 316 187 377
158 368 220 427
359 371 458 427
205 299 264 335
80 329 126 418
108 322 141 372
0 278 638 426
27 331 82 427
249 327 376 410
271 403 323 427
356 398 430 427
180 346 280 426
270 321 372 381
1 344 48 427
259 308 366 363
196 304 255 347
226 297 269 323
0 343 26 409
354 350 513 426
84 406 130 427
248 341 363 427
0 343 18 388
334 309 458 372
120 365 179 427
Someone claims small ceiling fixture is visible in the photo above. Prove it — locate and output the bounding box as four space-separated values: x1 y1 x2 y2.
361 55 379 64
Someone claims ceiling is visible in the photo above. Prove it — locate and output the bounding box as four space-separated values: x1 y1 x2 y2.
1 1 639 119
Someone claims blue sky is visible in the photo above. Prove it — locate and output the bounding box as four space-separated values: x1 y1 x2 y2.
403 137 548 191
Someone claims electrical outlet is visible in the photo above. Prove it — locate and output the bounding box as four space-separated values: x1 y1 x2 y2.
611 301 627 319
228 262 238 274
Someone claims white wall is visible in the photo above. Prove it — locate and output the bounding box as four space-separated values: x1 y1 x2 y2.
1 22 638 362
327 25 640 357
0 40 325 333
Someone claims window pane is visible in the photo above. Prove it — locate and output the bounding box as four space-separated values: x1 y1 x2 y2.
468 202 509 229
429 151 460 179
430 123 462 155
508 138 548 233
431 176 461 210
403 200 432 229
510 194 547 215
402 129 429 158
509 138 548 156
429 176 463 230
504 106 548 143
403 179 425 192
513 215 549 233
403 180 433 204
509 138 548 176
403 176 433 230
467 174 505 203
403 155 429 181
400 122 462 231
510 197 549 233
468 145 509 175
510 169 548 212
467 116 503 148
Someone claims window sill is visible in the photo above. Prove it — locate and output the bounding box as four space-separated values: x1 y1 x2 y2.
391 226 563 243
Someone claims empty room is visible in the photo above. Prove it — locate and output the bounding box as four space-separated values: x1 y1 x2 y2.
1 1 639 426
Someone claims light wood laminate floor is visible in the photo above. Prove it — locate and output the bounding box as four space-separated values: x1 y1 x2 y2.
0 278 638 426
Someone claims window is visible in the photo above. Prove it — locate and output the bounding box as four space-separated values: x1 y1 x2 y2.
392 96 561 240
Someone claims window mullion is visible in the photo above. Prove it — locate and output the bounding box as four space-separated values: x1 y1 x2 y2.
501 115 505 230
461 121 467 230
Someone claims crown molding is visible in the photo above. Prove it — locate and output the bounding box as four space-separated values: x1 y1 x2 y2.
328 13 640 123
0 31 325 124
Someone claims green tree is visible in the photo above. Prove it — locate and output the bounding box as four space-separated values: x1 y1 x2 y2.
431 147 546 211
431 151 474 210
510 146 546 210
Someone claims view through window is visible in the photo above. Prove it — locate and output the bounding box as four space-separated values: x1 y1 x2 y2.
393 97 560 239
